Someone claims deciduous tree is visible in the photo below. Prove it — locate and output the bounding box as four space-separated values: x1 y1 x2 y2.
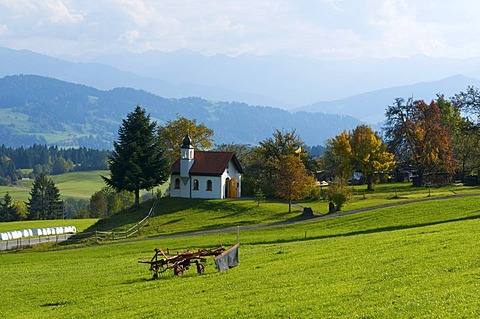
247 129 316 198
12 200 28 220
274 155 316 213
326 177 351 211
89 190 109 218
158 114 214 163
384 98 455 185
51 156 74 175
329 125 395 190
452 85 480 119
452 87 480 182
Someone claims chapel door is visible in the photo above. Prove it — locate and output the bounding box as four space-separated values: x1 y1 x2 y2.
228 178 237 198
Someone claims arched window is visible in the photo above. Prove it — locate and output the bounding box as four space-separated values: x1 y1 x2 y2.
193 179 199 190
174 178 180 189
206 180 212 191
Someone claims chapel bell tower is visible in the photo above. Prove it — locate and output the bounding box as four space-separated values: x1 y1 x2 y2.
180 134 194 179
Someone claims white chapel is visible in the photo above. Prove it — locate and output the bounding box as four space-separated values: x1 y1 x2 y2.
169 134 243 199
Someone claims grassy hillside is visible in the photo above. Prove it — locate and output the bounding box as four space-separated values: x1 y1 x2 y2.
80 183 480 238
93 198 301 233
49 170 109 199
0 170 108 202
1 192 479 318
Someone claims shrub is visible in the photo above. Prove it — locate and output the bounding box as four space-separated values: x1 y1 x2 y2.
326 177 351 211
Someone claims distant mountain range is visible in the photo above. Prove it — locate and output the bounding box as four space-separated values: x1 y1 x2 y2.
0 75 361 149
2 47 480 110
87 50 480 108
0 47 279 108
295 75 480 123
1 47 479 149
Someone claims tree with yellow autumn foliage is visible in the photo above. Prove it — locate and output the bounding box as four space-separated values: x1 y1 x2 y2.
329 125 395 191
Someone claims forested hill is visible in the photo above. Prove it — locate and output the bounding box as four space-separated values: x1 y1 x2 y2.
0 75 361 149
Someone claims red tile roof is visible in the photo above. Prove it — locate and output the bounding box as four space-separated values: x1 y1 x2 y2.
171 151 243 176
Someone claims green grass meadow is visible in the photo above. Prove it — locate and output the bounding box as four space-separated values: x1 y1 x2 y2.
0 170 169 202
303 182 480 214
1 191 480 318
0 171 109 202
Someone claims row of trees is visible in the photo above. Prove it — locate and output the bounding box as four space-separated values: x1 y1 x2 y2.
224 129 318 212
0 177 136 222
382 91 480 185
323 125 395 191
321 89 480 189
0 145 109 185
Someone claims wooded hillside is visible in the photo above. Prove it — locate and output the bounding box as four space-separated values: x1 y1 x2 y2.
0 75 361 149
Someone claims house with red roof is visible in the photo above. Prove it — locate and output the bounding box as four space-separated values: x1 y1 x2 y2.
169 135 243 199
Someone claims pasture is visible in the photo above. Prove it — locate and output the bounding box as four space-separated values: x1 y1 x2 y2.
0 171 109 202
0 170 169 202
1 192 480 318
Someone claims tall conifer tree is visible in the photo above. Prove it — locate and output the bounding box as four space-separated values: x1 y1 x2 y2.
27 174 63 220
102 106 169 206
0 192 14 221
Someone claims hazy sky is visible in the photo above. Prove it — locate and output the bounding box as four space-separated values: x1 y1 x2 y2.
1 0 479 59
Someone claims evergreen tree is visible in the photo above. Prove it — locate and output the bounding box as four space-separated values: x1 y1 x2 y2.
102 106 170 206
0 155 18 185
0 192 15 221
253 188 266 206
27 174 64 220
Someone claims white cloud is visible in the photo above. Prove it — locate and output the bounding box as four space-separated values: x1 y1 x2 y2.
45 0 84 24
1 0 480 59
109 0 156 27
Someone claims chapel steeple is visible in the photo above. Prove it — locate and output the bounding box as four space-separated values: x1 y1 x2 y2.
180 134 194 177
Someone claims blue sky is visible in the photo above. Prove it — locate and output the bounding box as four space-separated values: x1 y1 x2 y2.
0 0 479 59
